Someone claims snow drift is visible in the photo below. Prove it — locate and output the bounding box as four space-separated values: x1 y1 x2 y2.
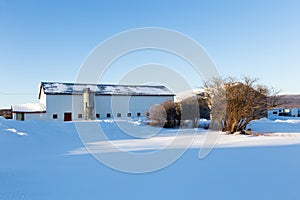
1 117 300 200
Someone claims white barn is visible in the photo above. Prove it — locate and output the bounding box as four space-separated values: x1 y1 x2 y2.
12 103 46 121
12 82 175 121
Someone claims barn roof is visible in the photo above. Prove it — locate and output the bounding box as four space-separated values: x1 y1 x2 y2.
39 82 174 97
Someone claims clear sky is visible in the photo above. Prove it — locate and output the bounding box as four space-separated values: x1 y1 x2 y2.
1 0 300 108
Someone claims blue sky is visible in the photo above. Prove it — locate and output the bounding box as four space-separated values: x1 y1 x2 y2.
1 0 300 108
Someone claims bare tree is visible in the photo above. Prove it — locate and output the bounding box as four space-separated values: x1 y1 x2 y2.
162 100 177 128
148 100 180 128
204 77 226 131
205 76 271 133
149 96 209 128
267 86 281 108
149 104 167 127
180 96 200 128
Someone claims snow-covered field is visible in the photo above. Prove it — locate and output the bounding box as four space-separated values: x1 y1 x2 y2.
1 117 300 200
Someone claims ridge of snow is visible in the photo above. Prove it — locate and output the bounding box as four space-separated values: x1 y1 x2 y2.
11 103 46 112
41 82 174 96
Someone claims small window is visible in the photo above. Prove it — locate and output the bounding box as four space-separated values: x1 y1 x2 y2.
107 113 111 118
117 113 121 117
96 114 100 118
273 111 278 115
78 114 82 118
284 109 290 113
53 114 58 119
146 112 150 117
137 112 141 117
127 113 131 117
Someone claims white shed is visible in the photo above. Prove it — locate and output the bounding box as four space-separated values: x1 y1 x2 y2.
12 103 46 121
13 82 174 121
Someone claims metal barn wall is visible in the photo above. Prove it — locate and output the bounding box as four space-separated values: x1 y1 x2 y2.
13 113 46 121
94 95 174 118
46 95 84 121
24 113 47 120
42 94 174 121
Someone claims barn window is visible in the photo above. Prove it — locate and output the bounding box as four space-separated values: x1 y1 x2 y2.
107 113 111 118
127 113 131 117
53 114 58 119
137 112 141 117
78 114 82 118
117 113 121 117
96 114 100 118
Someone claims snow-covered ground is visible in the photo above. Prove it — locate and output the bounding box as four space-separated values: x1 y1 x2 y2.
1 117 300 200
249 117 300 133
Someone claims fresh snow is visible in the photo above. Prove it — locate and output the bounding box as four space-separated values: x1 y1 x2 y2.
5 128 27 136
41 82 174 96
11 103 46 112
248 117 300 133
1 117 300 200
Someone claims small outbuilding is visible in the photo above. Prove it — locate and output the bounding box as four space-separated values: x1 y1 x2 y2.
12 103 46 121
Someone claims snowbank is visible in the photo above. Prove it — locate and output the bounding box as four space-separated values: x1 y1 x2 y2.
248 117 300 133
1 117 300 200
11 103 46 112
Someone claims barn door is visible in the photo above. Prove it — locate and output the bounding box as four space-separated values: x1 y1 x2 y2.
64 112 72 121
16 113 24 121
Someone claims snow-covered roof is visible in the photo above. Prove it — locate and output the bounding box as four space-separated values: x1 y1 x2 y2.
12 103 46 113
39 82 174 97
